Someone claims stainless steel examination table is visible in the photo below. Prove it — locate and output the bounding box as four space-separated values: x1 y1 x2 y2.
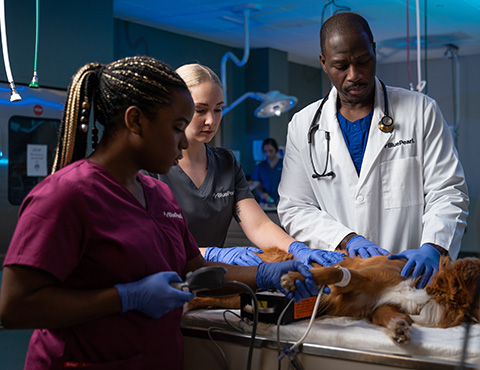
182 309 479 369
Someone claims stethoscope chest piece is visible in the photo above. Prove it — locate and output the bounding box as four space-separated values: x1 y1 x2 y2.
378 115 394 133
377 80 394 133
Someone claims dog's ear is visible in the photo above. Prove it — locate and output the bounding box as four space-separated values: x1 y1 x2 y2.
453 258 480 323
454 258 480 291
427 257 457 299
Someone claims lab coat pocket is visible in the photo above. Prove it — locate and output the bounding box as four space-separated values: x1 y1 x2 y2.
380 157 423 209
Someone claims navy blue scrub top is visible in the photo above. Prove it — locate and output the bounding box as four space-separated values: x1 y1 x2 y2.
337 107 373 175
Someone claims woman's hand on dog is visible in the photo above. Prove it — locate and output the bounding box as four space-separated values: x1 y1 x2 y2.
204 246 264 266
289 241 345 268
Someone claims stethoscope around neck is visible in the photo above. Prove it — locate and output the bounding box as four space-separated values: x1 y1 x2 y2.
308 80 393 179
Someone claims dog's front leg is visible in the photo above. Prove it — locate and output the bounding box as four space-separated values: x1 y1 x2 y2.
281 266 352 292
372 304 413 344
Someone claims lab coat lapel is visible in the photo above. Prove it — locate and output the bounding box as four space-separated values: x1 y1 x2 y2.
319 89 359 183
359 78 392 185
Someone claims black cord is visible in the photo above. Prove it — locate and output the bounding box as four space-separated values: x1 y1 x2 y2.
207 326 229 370
223 309 247 333
223 281 258 370
204 311 248 370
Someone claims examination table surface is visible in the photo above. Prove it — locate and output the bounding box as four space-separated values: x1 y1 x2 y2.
182 308 480 369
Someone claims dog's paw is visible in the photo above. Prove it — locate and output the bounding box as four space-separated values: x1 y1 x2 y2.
280 271 303 292
386 317 412 344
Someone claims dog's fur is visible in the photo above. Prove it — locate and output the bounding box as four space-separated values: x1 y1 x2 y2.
189 246 480 344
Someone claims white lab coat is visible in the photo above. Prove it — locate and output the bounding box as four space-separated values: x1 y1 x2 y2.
278 78 469 259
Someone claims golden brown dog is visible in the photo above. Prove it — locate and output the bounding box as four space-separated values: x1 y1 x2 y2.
189 246 480 344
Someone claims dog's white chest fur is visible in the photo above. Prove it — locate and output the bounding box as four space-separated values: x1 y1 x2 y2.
376 280 444 326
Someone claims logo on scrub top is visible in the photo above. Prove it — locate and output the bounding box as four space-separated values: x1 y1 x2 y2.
164 211 183 219
213 190 235 199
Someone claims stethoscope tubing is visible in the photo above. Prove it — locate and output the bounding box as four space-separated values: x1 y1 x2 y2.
308 80 392 179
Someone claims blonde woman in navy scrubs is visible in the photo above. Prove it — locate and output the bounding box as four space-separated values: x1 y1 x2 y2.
146 63 344 268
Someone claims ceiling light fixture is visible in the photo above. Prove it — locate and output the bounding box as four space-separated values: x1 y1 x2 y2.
220 4 297 118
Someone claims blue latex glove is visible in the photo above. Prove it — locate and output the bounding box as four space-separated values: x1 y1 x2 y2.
288 241 345 268
388 244 441 288
205 246 264 266
346 235 390 258
115 271 195 318
256 261 319 302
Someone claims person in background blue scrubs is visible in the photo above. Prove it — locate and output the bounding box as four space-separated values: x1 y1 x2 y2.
252 138 283 205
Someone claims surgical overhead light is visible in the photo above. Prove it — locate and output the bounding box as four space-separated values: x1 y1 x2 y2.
222 90 297 118
254 91 297 118
220 4 297 118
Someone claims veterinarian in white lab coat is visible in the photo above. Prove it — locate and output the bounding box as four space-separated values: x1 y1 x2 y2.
278 12 469 289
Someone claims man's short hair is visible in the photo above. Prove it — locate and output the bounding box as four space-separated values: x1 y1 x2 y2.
320 12 374 54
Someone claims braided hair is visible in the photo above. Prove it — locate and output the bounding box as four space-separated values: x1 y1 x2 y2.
52 56 188 173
